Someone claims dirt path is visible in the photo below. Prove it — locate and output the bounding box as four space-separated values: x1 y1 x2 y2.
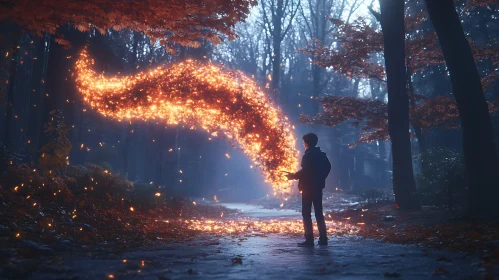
28 204 485 280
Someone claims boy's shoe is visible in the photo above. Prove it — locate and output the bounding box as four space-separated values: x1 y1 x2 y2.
317 239 328 246
298 240 314 247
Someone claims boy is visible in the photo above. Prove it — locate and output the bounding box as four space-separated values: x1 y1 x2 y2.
286 133 331 246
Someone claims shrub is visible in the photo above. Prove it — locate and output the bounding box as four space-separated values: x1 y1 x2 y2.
38 110 72 173
415 147 466 208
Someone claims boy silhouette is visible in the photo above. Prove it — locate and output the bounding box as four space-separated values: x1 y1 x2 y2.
286 133 331 246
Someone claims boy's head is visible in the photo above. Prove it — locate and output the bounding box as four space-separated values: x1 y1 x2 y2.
302 133 318 149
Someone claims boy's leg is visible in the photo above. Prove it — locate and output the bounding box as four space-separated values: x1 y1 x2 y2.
301 191 314 241
313 191 327 243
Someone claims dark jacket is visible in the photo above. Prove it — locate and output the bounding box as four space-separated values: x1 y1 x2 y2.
290 147 331 192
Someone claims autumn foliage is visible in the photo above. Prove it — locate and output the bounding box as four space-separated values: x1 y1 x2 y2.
299 16 499 89
0 0 256 49
299 96 499 145
0 163 231 252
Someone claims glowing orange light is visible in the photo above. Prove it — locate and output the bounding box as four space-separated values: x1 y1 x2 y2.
184 219 360 236
75 49 299 194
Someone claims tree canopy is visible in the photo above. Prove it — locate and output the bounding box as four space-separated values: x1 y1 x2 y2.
0 0 256 50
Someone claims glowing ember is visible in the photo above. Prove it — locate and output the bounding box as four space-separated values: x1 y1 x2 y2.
75 49 299 194
183 218 360 236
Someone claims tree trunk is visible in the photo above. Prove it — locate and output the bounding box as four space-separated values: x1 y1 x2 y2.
378 140 387 183
27 36 49 157
156 128 165 186
122 32 141 180
379 0 419 210
311 64 322 114
4 43 19 147
122 123 130 177
354 145 365 189
425 0 499 215
39 28 86 154
271 1 283 101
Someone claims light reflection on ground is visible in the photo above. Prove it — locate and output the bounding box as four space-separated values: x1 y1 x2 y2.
183 218 360 236
177 203 360 237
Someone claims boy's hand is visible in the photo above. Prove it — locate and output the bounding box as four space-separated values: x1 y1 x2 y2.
285 172 295 180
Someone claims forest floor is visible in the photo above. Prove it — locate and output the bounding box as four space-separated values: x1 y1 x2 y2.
2 197 498 280
257 192 499 252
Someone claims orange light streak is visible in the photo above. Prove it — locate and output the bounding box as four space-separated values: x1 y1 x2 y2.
75 49 299 194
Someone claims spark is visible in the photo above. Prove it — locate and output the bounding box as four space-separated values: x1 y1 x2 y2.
75 49 299 194
155 192 161 197
130 207 135 212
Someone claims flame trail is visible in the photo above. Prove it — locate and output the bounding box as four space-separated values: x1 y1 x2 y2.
75 49 299 194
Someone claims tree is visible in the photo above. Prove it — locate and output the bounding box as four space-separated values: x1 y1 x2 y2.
261 0 300 100
299 16 498 96
1 0 256 181
301 0 419 209
1 0 256 50
425 0 499 215
377 0 418 210
299 0 342 113
299 2 498 193
300 96 499 145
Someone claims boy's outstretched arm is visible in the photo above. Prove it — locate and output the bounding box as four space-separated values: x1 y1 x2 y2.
285 154 312 180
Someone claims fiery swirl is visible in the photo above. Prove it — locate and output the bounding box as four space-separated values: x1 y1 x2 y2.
75 49 299 194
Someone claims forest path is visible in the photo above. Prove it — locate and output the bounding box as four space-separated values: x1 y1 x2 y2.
33 203 480 280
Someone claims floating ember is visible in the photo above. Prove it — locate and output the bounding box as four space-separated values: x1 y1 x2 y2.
75 49 299 194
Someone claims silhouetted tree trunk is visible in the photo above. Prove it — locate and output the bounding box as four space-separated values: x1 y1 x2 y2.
156 127 165 186
379 0 419 210
39 28 86 155
27 36 49 154
122 32 140 179
261 0 299 102
4 42 19 147
425 0 499 215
